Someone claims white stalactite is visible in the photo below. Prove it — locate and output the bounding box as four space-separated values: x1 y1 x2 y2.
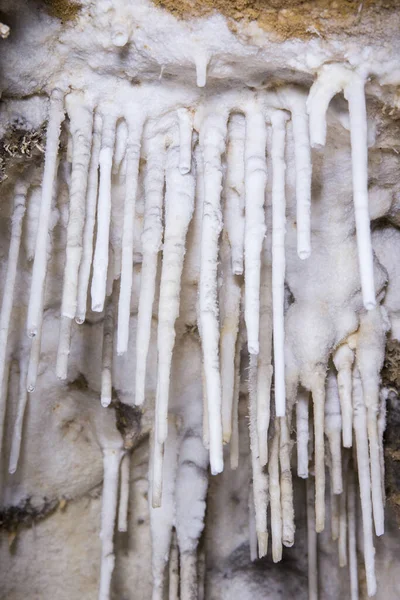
112 119 128 175
352 366 376 597
0 359 11 474
344 74 376 311
312 374 326 533
248 484 258 562
271 110 288 418
256 254 273 466
356 307 387 537
280 415 295 547
307 477 318 600
0 181 28 429
56 315 73 380
296 389 309 478
195 53 208 88
8 352 29 474
338 457 348 568
155 142 195 445
230 328 242 470
101 290 116 408
306 64 347 147
199 110 228 475
27 89 64 337
220 117 245 445
348 466 359 600
98 446 123 600
244 108 267 355
325 370 343 495
177 108 193 175
76 113 102 324
219 228 241 444
117 452 130 533
26 309 43 393
117 116 144 355
248 355 269 558
331 489 340 541
278 88 312 259
269 421 282 563
175 431 208 600
150 421 179 598
225 114 245 275
333 343 354 448
61 98 93 319
135 135 165 406
91 114 117 312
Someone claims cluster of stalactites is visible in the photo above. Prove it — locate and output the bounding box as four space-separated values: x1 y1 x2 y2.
0 64 383 600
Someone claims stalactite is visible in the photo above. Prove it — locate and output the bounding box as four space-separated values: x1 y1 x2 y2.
347 466 359 600
220 117 244 444
117 115 144 355
219 230 241 444
280 415 295 547
352 366 376 597
306 64 346 147
271 110 288 418
338 455 348 568
155 141 195 448
333 343 354 448
199 109 228 475
150 421 179 598
225 115 245 275
344 73 376 312
248 484 258 562
307 65 376 311
256 234 273 467
248 354 269 558
356 307 387 537
91 113 117 312
175 430 208 600
101 288 116 408
0 180 28 438
330 488 340 541
296 389 309 478
61 98 93 320
27 89 65 338
135 134 165 406
55 315 73 380
76 113 102 324
307 476 318 600
325 370 343 494
113 119 128 175
99 446 124 600
244 108 267 356
177 108 193 175
26 311 43 393
8 350 29 474
229 328 242 470
312 374 326 533
268 421 282 563
277 87 312 260
195 53 208 88
117 452 130 533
